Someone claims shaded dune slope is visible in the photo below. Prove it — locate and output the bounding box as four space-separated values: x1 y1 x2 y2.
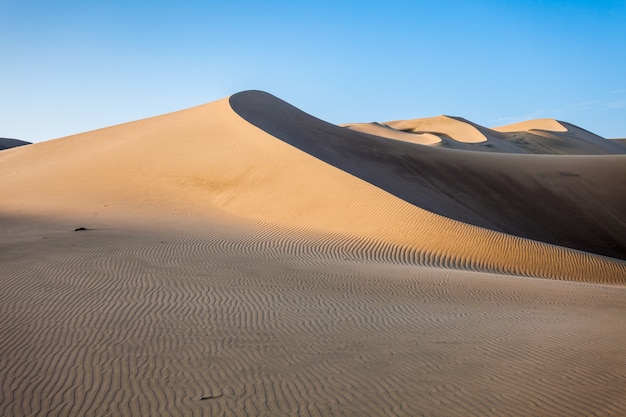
0 138 30 150
231 91 626 261
1 92 624 283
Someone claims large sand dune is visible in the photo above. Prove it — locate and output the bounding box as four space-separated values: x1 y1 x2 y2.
230 91 626 262
1 91 625 416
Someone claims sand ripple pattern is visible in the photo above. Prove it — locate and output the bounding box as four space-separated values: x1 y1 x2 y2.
1 223 625 416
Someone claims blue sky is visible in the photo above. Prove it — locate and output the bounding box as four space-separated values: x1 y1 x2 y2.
2 0 626 142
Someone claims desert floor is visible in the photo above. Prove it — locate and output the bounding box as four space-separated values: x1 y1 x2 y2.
1 215 625 417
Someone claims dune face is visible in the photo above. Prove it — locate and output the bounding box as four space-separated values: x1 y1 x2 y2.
0 138 30 150
230 91 626 261
1 91 626 416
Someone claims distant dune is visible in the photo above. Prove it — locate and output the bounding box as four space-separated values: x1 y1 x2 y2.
1 91 625 416
385 115 489 143
493 118 569 132
0 138 30 150
348 114 626 155
342 122 442 145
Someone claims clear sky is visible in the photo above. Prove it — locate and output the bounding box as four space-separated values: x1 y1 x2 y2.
2 0 626 142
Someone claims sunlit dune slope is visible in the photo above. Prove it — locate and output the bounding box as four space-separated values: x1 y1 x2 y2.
0 91 624 282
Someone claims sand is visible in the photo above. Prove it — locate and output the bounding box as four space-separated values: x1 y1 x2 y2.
1 91 625 416
230 91 626 265
385 115 489 143
0 138 30 151
342 122 442 145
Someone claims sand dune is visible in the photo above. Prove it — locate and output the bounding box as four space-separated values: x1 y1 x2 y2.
231 91 626 263
345 114 626 155
2 91 625 278
493 118 569 132
386 115 492 143
495 119 626 154
0 138 30 150
1 90 625 416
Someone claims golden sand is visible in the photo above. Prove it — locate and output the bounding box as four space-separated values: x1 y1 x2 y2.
1 91 625 416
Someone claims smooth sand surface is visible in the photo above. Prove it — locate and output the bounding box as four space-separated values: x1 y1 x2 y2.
1 91 625 416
